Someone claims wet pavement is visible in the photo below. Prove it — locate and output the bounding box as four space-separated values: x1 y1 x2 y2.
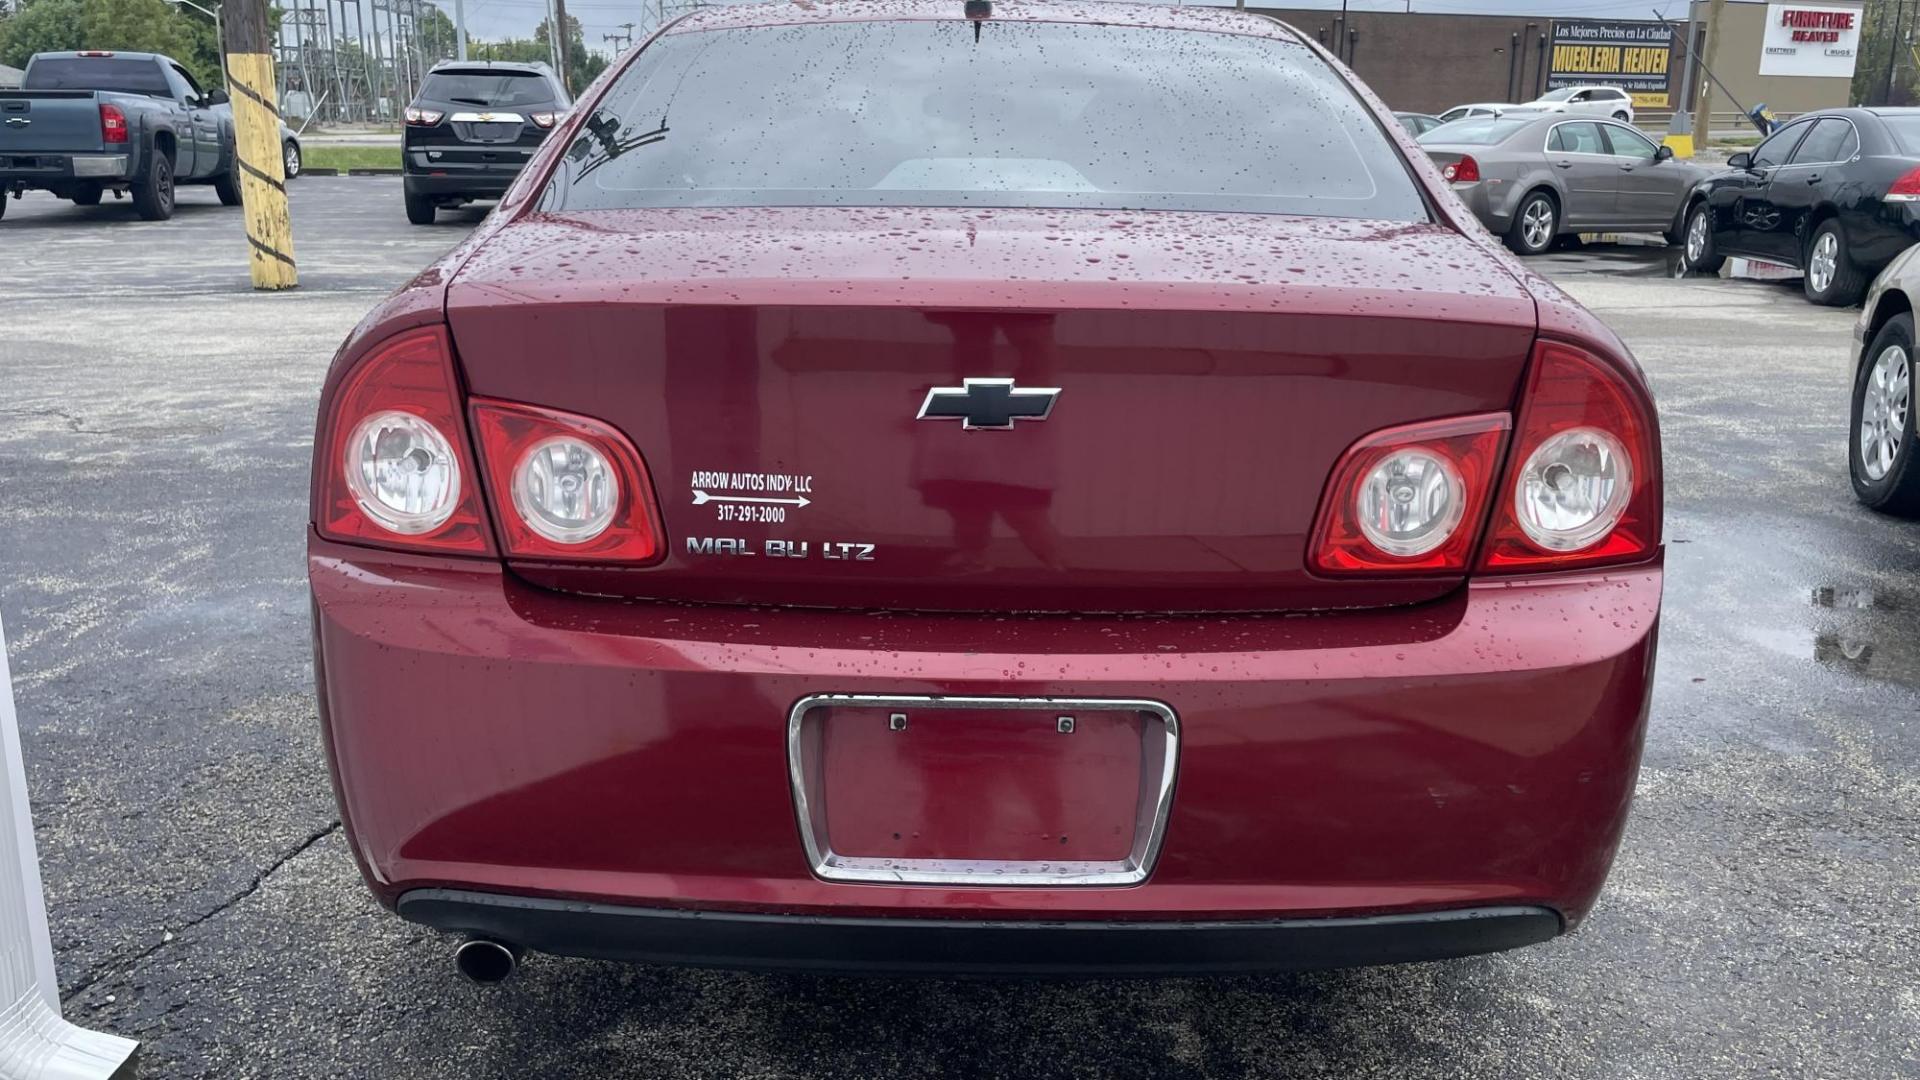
1 182 1917 1078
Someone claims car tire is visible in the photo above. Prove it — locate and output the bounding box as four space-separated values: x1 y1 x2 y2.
132 148 175 221
284 140 302 180
70 183 103 206
1804 219 1867 306
214 168 242 206
0 193 8 221
1505 190 1557 256
1850 312 1920 515
1612 110 1630 122
1681 202 1724 273
405 190 437 225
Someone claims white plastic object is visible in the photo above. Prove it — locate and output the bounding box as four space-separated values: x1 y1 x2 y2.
0 609 139 1079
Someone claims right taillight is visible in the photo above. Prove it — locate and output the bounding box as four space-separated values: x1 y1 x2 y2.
1888 165 1920 202
1479 340 1660 572
316 326 492 555
99 103 128 144
470 399 665 564
1442 155 1480 183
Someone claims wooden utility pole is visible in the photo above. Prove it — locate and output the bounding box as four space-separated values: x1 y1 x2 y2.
1692 0 1727 145
553 0 572 93
220 0 297 289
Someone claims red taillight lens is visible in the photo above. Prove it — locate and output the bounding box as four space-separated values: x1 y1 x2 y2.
99 103 127 144
1888 165 1920 202
404 107 443 126
1309 413 1510 574
1442 155 1480 183
470 400 665 563
316 327 492 555
1479 340 1660 572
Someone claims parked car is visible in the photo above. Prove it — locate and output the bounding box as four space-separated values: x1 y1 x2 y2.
1681 108 1920 306
0 50 238 220
280 122 302 180
310 1 1663 981
1849 248 1920 512
1437 102 1532 124
1528 85 1636 124
1394 111 1443 136
1420 112 1712 255
401 59 568 224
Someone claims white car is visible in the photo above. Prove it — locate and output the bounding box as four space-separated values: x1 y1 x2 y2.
1529 85 1635 124
1436 102 1537 124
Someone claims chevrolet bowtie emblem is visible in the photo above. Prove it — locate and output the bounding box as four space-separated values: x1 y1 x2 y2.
916 378 1060 430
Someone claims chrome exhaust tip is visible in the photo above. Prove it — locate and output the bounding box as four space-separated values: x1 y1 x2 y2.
454 937 522 984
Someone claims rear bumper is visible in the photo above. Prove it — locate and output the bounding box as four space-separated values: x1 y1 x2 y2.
0 153 132 185
311 535 1660 967
403 162 523 199
400 889 1562 975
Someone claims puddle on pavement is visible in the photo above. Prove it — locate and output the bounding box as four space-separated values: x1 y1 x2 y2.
1797 585 1919 690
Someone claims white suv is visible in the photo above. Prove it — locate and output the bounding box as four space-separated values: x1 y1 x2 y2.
1530 85 1635 124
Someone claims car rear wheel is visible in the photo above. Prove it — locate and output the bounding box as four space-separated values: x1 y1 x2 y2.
1505 191 1557 256
1851 313 1920 515
70 183 103 206
1682 202 1723 273
284 140 302 180
1805 220 1867 306
214 168 242 206
1612 110 1630 122
132 149 175 221
405 190 437 225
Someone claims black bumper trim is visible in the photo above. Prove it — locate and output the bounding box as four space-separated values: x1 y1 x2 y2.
397 889 1563 976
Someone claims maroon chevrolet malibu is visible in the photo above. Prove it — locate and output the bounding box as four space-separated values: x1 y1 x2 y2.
309 0 1662 980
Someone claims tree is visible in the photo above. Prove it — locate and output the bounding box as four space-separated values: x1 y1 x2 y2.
534 13 606 94
416 2 456 63
0 0 228 87
1855 0 1918 106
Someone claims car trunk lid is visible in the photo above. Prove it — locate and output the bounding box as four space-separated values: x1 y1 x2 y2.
0 92 105 156
445 207 1537 613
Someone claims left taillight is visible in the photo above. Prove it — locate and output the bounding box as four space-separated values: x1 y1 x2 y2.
1442 154 1480 183
470 399 666 564
1309 414 1510 574
315 326 492 555
99 103 127 144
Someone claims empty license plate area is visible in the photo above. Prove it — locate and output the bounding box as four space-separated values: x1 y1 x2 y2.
788 695 1179 886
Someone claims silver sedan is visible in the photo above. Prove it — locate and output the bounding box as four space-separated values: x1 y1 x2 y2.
1417 112 1716 255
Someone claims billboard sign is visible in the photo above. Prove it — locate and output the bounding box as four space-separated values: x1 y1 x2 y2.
1758 4 1862 78
1547 20 1676 109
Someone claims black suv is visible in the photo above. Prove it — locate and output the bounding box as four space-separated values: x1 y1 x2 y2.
402 60 568 224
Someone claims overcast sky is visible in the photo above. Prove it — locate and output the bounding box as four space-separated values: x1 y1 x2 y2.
447 0 1722 60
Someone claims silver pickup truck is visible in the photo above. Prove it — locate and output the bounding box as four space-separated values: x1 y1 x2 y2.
0 50 239 221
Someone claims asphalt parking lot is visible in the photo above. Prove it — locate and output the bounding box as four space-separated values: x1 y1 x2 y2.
2 179 1917 1079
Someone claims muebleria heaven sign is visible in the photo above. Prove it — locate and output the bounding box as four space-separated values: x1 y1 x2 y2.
1758 4 1861 78
1547 20 1676 108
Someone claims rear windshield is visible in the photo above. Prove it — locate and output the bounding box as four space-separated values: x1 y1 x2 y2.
1881 114 1920 155
1419 117 1535 145
22 58 169 96
540 20 1428 219
419 70 557 108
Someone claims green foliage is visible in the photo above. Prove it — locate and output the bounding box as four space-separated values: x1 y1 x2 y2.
1855 0 1919 106
0 0 282 91
469 13 606 96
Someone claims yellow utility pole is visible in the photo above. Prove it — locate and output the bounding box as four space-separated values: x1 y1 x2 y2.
220 0 297 290
1692 0 1727 147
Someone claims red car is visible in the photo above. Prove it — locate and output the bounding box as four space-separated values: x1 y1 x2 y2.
309 0 1662 981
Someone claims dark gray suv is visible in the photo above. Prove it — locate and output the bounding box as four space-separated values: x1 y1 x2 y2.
402 60 568 224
